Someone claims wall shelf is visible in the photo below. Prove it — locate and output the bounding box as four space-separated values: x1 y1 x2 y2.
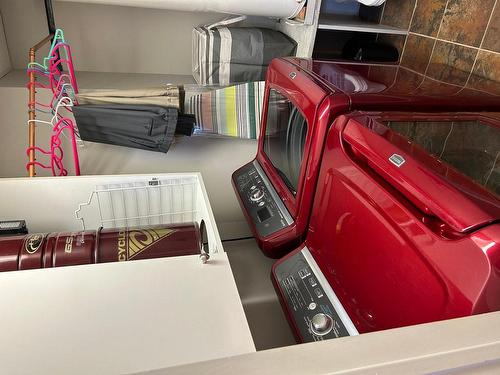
277 0 409 60
0 69 195 89
318 14 408 35
307 0 408 61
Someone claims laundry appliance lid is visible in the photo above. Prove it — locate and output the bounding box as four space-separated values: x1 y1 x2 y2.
341 113 500 234
284 58 500 112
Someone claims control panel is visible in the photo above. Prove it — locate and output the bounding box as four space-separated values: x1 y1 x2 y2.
273 247 358 342
233 160 293 237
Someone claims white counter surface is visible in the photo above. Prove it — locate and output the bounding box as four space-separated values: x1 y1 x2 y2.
0 253 255 374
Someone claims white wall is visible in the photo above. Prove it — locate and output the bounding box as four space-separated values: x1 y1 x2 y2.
0 11 11 77
0 0 226 75
0 0 277 75
0 87 77 178
0 0 49 72
53 1 228 75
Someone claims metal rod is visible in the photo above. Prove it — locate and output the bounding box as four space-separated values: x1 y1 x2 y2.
92 182 196 193
28 49 36 177
31 34 53 53
28 34 53 177
100 210 197 224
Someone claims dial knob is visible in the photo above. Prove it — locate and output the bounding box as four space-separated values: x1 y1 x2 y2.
250 188 264 202
310 313 333 336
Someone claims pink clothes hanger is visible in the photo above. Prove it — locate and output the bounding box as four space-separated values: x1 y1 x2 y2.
25 28 80 177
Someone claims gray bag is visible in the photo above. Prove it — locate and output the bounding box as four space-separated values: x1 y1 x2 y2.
193 18 297 86
73 105 178 153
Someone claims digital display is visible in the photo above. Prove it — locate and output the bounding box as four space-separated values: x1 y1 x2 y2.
257 207 271 222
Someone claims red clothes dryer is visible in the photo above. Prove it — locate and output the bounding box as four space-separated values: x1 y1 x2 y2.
232 58 500 258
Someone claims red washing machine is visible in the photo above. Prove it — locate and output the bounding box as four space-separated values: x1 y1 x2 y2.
232 58 500 258
271 111 500 342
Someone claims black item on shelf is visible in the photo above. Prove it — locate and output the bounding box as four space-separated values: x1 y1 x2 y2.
313 30 359 60
358 4 384 23
73 105 178 153
176 114 196 136
0 220 28 236
342 38 399 62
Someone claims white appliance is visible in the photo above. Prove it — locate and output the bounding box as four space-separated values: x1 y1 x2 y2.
0 173 255 374
57 0 307 19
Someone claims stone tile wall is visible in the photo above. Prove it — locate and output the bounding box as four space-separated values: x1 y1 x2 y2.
379 0 499 88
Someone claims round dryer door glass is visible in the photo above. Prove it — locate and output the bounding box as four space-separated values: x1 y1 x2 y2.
263 89 308 196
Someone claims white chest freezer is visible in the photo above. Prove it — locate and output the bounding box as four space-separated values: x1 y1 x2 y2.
0 173 255 374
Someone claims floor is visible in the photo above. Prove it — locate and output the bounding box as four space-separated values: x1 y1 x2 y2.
224 238 296 350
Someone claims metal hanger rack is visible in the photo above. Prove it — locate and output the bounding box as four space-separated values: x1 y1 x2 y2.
27 0 80 177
